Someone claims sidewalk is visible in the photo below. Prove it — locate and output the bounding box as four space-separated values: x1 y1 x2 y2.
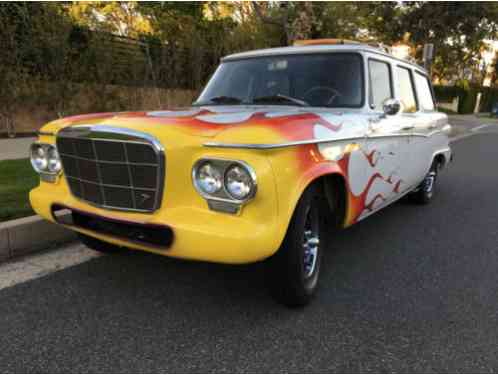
0 137 36 161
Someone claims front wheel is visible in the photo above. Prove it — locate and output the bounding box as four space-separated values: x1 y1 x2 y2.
266 185 325 307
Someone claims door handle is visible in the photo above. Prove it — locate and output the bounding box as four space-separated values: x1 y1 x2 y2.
401 125 415 131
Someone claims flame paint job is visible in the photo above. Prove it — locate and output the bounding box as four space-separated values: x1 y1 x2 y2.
31 105 451 263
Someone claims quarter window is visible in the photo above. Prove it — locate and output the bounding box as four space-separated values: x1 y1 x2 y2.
369 60 393 111
396 67 417 113
414 72 435 111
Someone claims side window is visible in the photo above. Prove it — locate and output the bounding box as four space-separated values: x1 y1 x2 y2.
414 72 435 111
396 66 417 113
369 59 392 111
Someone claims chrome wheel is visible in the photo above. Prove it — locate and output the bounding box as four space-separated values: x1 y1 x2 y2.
303 207 320 279
411 160 440 205
267 185 325 306
423 170 436 198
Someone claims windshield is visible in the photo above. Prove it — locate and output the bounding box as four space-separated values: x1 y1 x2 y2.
195 53 364 108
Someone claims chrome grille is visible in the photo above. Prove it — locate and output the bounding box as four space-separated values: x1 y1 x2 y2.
56 126 164 213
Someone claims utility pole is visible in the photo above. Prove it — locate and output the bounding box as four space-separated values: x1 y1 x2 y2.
423 43 434 73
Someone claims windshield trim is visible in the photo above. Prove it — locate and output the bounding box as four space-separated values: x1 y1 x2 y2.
195 52 366 109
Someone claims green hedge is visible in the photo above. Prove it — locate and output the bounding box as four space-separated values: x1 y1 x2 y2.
480 87 498 112
433 85 498 114
433 85 465 103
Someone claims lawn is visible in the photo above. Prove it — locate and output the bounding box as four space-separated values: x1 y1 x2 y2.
0 158 38 222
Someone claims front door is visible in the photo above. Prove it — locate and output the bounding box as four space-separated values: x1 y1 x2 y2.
363 58 410 212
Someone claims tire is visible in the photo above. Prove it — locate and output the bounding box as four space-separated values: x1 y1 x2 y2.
411 160 440 205
78 233 124 254
266 185 325 307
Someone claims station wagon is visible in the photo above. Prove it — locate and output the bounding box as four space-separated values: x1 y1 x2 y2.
30 40 452 306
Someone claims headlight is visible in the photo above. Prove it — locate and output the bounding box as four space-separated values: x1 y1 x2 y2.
224 164 255 200
47 147 62 173
192 158 257 213
30 143 61 179
30 144 48 172
195 162 223 194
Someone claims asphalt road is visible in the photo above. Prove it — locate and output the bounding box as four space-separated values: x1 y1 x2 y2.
1 132 498 372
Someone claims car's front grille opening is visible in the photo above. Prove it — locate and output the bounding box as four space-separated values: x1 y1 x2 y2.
51 204 174 249
56 130 164 213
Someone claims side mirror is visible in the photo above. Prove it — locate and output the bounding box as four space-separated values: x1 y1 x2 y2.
382 98 402 116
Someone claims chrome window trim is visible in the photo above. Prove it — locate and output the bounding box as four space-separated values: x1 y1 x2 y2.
203 129 448 150
57 125 165 214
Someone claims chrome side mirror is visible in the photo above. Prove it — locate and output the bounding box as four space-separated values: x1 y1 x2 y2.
382 98 402 116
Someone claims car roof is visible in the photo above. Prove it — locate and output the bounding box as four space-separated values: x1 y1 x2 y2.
222 44 428 74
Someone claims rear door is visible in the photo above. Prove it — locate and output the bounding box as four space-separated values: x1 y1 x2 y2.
394 65 423 187
410 71 447 180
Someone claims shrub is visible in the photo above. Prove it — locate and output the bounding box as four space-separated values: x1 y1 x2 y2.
480 87 498 113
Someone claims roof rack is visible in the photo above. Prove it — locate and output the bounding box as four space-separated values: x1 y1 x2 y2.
293 38 421 65
293 39 361 46
294 38 394 54
365 42 392 55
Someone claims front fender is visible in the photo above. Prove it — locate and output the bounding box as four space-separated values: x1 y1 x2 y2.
267 144 347 250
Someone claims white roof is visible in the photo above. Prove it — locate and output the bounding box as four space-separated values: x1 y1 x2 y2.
223 44 427 73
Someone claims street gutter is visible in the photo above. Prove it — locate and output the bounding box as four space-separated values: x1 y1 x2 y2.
0 215 76 263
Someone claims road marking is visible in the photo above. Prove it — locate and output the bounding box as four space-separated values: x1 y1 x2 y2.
471 124 497 132
0 242 101 291
450 132 477 143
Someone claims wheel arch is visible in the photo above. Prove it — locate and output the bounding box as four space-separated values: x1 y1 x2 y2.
431 147 452 171
434 153 446 168
283 168 349 238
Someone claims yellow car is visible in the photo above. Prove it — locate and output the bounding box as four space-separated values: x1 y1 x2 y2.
30 41 451 306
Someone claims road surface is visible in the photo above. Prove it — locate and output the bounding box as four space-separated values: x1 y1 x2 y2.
0 131 497 372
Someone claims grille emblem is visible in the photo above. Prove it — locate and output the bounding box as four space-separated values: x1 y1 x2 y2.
140 193 151 205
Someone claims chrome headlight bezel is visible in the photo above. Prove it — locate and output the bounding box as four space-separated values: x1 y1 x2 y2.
192 158 257 211
30 142 62 182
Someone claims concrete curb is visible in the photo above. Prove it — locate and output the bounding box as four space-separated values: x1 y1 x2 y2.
0 215 77 263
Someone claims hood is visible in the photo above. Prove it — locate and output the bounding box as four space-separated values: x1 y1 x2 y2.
41 106 368 147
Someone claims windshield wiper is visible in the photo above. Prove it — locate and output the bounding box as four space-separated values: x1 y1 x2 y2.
251 94 309 107
194 96 242 106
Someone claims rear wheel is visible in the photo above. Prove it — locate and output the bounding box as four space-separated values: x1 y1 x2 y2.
78 233 124 254
266 185 325 307
411 160 440 204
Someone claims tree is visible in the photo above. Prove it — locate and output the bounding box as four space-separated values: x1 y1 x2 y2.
69 2 152 38
364 2 498 83
252 2 320 46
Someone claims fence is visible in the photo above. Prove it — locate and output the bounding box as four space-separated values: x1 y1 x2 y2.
1 26 216 136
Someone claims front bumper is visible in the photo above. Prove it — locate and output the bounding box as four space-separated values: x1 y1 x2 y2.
30 183 281 264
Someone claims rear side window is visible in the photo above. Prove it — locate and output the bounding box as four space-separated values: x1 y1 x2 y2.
369 59 392 111
396 67 417 113
414 72 435 111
